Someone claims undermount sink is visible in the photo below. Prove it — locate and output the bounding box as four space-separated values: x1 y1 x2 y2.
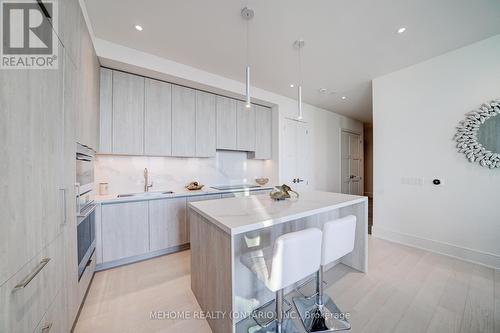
117 191 174 198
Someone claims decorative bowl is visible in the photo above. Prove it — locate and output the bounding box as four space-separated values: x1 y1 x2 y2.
186 181 204 191
255 178 269 186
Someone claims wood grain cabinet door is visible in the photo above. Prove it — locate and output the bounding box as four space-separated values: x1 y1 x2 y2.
236 101 256 151
195 91 216 157
101 202 149 262
99 68 113 153
145 78 172 156
216 96 237 150
149 198 188 251
172 85 196 157
253 105 272 159
112 71 145 155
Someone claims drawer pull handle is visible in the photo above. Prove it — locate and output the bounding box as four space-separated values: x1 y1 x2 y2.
41 322 53 333
13 258 51 290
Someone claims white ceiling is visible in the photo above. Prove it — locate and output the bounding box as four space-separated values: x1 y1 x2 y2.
84 0 500 122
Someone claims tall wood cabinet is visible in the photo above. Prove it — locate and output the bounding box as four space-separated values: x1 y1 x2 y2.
0 0 99 331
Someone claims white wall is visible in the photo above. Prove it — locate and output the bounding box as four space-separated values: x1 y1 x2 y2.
373 34 500 268
93 38 363 193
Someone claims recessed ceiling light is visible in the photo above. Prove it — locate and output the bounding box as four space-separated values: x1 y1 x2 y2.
290 84 295 88
319 88 328 94
341 96 347 100
397 27 406 34
135 25 143 31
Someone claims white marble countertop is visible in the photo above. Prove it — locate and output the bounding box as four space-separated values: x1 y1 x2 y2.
188 190 367 235
95 186 273 204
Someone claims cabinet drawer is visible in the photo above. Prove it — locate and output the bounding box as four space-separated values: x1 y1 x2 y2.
33 289 67 333
0 235 64 333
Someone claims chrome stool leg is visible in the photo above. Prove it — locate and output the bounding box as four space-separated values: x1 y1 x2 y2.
293 267 351 332
254 289 300 333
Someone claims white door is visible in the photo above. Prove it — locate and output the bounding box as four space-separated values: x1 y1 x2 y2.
282 118 310 191
341 130 363 195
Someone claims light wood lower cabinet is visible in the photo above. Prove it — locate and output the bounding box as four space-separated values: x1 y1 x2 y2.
149 197 188 251
98 191 266 268
101 201 149 262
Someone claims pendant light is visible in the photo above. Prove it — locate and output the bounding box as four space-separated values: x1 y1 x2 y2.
294 40 305 120
241 7 254 108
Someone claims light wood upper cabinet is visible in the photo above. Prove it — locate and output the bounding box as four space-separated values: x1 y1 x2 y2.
112 71 145 155
77 15 100 151
99 70 272 158
99 68 113 153
145 79 172 156
172 85 196 157
252 105 272 159
216 96 237 150
195 91 216 157
236 101 256 151
149 198 188 251
101 201 149 262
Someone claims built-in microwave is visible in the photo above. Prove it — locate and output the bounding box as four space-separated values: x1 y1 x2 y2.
76 143 95 215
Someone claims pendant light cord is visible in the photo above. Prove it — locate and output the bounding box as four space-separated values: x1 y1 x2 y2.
246 19 250 66
298 43 302 86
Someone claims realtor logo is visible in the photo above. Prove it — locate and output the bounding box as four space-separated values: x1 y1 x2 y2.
1 0 58 69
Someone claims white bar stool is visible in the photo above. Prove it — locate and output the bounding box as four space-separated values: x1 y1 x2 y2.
293 215 357 332
241 228 323 333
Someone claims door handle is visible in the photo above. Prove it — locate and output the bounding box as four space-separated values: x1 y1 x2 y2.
297 178 304 183
13 258 51 290
292 178 297 183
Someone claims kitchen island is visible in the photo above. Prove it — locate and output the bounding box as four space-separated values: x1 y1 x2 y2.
188 191 368 333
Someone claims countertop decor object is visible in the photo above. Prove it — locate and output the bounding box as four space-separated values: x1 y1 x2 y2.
269 184 299 201
186 181 204 191
99 183 109 195
455 98 500 168
255 177 269 186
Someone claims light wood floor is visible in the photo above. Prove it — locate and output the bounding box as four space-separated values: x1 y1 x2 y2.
74 237 499 333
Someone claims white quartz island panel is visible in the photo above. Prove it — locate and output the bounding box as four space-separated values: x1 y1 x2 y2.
188 191 367 235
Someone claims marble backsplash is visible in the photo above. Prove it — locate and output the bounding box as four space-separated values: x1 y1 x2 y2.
94 150 276 195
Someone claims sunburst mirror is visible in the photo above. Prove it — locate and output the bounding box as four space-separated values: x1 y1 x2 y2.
455 99 500 168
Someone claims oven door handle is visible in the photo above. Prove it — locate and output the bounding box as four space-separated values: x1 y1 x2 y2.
75 182 81 214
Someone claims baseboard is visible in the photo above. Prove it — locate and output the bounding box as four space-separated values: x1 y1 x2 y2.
95 244 190 271
373 226 500 270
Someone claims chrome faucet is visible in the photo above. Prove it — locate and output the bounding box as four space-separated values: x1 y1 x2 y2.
144 168 153 192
